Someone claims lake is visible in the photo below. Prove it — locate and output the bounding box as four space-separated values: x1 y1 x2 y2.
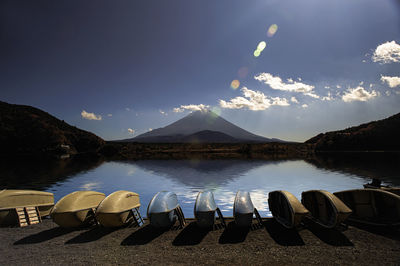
1 153 399 218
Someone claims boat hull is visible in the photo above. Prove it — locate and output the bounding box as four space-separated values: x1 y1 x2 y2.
302 190 352 228
334 189 400 226
96 190 141 227
363 184 400 196
194 191 217 228
233 191 254 227
148 211 176 228
147 191 179 228
269 190 309 229
51 191 105 228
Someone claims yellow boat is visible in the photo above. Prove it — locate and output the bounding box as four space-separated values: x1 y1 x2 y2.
0 189 54 226
50 191 105 228
302 190 352 228
268 190 309 229
96 190 143 227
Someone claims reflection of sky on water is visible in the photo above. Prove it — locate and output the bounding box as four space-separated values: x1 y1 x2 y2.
46 160 369 218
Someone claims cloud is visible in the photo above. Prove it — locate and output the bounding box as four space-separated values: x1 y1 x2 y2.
342 86 378 102
302 104 308 108
125 107 130 111
159 109 167 115
148 128 153 132
372 41 400 64
290 97 299 103
173 104 210 113
219 87 289 111
81 110 102 120
107 114 112 117
127 128 135 134
254 73 319 98
322 92 334 101
381 75 400 88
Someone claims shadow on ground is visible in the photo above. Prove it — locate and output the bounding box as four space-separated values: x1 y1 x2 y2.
304 220 353 246
14 227 75 245
346 221 400 241
218 221 250 244
173 222 211 246
121 224 167 245
263 219 305 246
65 227 119 244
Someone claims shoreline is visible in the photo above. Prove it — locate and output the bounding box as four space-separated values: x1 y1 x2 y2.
1 218 400 265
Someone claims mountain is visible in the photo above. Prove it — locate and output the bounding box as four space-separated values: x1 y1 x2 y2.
306 112 400 151
122 110 283 143
0 101 104 156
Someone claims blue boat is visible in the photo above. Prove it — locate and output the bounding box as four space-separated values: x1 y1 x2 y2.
194 190 225 228
233 191 261 227
147 191 185 228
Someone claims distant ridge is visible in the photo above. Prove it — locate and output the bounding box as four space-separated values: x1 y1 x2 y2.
121 110 284 143
306 112 400 151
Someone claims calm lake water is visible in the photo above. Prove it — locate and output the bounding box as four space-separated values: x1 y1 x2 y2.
1 153 399 218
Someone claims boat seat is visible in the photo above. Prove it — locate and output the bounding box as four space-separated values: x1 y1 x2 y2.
15 207 41 227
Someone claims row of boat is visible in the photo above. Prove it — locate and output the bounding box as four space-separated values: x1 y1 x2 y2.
1 186 400 229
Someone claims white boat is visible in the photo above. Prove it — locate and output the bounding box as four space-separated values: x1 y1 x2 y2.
194 190 225 228
233 190 260 227
147 191 185 228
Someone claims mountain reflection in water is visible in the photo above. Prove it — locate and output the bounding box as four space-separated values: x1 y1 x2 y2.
1 154 399 217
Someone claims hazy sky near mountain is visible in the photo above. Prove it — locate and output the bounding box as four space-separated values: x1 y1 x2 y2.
1 0 400 142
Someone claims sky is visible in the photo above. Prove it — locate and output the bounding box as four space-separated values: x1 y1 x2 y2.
1 0 400 142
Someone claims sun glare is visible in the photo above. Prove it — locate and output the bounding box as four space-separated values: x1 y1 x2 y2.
267 24 278 37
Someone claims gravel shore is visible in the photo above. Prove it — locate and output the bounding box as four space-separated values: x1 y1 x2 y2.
1 218 399 265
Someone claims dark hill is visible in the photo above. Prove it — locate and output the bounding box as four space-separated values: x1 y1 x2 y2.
306 112 400 151
0 101 104 156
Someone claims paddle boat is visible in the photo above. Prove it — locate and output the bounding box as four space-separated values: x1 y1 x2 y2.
0 189 54 226
301 190 352 228
50 191 105 228
147 191 185 228
233 190 262 227
268 190 309 229
334 188 400 226
96 190 144 227
194 190 225 228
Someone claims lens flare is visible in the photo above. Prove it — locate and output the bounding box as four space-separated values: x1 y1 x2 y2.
230 79 240 90
253 49 261 57
267 24 278 37
257 41 266 51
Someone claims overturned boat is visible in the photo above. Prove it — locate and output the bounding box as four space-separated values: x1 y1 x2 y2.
194 190 225 228
96 190 144 227
147 191 185 228
50 191 105 228
334 189 400 226
0 189 54 226
233 190 261 227
363 184 400 196
301 190 352 228
268 190 309 229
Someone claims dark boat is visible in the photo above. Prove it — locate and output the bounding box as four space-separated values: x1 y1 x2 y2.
268 190 309 229
363 183 400 196
194 190 225 228
301 190 352 228
147 191 185 228
334 189 400 226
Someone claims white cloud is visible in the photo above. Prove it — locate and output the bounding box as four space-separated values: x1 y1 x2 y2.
381 75 400 88
290 97 299 103
148 128 153 132
159 109 167 115
372 41 400 64
107 114 112 117
254 73 319 98
173 104 210 113
324 86 330 89
81 110 102 121
125 107 130 111
128 128 135 134
386 91 391 96
342 86 378 102
359 81 364 86
302 104 308 108
336 85 342 89
219 87 289 111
